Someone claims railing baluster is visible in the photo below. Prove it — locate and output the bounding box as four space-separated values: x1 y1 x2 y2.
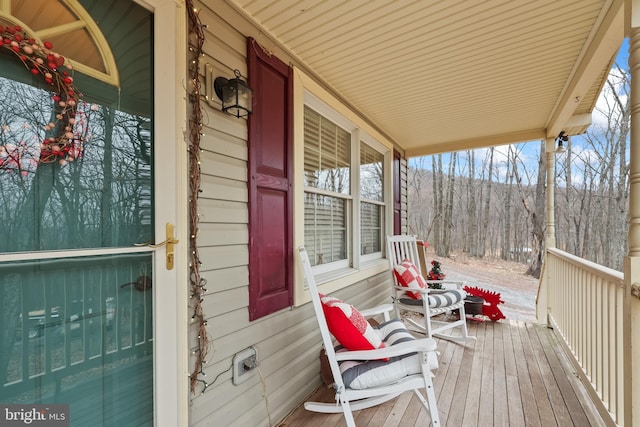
544 248 625 425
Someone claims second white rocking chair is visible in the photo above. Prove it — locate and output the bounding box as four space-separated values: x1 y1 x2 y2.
387 235 476 344
299 246 441 427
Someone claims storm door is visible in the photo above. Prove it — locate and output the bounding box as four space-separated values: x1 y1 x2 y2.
0 1 164 425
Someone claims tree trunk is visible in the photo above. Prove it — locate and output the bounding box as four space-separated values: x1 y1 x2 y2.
441 152 457 256
481 147 494 257
466 150 480 256
501 146 514 261
431 155 443 251
526 141 546 277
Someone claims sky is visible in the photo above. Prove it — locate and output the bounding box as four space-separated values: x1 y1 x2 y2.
409 38 631 187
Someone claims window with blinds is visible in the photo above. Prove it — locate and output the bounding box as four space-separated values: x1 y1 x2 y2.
303 106 350 193
360 142 384 256
304 106 351 267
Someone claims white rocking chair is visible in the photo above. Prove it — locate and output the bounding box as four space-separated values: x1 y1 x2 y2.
387 235 476 344
298 246 440 427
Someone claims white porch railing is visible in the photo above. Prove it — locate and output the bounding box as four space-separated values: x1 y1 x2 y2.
542 248 627 426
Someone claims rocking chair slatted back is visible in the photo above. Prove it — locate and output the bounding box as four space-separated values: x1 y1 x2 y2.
386 235 476 344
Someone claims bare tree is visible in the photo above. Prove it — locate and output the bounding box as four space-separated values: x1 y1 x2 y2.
466 150 480 256
405 66 628 274
431 154 443 250
552 64 629 270
480 147 495 257
441 152 457 256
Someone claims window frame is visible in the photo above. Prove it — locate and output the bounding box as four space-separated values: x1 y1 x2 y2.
294 69 393 306
302 102 355 274
358 137 388 263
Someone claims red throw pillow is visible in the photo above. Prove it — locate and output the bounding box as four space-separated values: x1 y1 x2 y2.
319 294 384 351
393 259 426 299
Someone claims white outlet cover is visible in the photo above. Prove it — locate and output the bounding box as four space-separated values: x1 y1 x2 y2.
232 347 257 385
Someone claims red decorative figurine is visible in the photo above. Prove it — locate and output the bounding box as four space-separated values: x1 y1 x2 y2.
463 285 506 322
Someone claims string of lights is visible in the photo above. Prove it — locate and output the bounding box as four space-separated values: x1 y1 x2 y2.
186 0 211 394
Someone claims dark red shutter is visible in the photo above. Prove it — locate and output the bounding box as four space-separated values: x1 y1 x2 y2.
247 38 294 320
393 149 402 235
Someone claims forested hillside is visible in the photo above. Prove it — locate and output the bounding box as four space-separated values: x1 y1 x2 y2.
408 64 629 275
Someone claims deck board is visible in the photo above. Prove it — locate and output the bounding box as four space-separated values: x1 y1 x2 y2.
503 320 525 426
381 390 412 427
461 320 485 426
518 321 557 426
493 319 508 427
478 320 494 427
510 320 541 427
278 320 607 427
533 323 604 427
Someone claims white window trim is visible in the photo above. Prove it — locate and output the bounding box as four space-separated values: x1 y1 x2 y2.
359 132 387 263
293 67 393 306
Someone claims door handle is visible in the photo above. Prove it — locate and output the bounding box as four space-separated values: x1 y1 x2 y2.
135 223 179 270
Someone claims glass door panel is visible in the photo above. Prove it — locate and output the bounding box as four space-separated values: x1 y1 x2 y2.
0 254 153 426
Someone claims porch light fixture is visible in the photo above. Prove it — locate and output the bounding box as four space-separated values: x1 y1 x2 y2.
556 131 568 153
213 69 253 118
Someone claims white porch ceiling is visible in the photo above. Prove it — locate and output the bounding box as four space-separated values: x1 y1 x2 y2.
226 0 624 156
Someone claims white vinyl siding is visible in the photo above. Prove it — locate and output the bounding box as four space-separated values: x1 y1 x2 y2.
188 6 392 427
188 5 398 426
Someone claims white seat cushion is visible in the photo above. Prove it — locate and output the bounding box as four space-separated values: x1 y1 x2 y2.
338 319 438 390
399 289 466 308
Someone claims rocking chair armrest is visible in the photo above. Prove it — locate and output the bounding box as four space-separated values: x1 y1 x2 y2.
334 338 438 361
359 303 394 319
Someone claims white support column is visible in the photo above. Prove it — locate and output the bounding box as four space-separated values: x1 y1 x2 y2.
625 3 640 424
536 138 556 325
630 27 640 258
544 138 557 250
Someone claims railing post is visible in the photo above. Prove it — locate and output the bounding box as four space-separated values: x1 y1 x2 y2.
537 138 557 325
624 258 638 426
626 4 640 424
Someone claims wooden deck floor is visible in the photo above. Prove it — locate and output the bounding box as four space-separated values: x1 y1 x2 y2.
279 319 607 427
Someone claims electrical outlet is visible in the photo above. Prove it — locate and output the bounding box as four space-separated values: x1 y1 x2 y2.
232 347 257 385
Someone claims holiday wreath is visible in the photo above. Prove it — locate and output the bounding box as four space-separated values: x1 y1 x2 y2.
0 23 86 169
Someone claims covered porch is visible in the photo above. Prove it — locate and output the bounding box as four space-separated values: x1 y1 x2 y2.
280 319 606 427
220 0 638 425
